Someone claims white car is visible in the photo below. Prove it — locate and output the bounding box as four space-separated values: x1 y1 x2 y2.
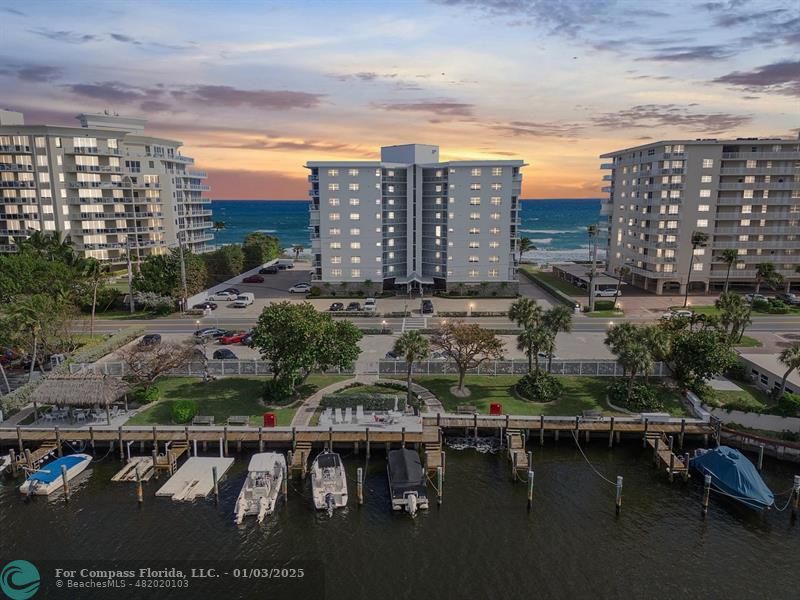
208 291 238 301
363 297 376 312
288 283 312 294
745 293 767 303
661 309 693 320
594 289 620 297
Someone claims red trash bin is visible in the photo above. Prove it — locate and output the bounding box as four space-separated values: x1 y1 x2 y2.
489 402 502 415
263 412 276 427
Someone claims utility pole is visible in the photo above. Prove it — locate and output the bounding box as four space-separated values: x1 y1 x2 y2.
178 231 188 312
587 224 598 312
126 239 135 314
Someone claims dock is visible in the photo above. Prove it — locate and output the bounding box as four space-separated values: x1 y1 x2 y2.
155 457 234 501
645 432 689 481
423 426 445 477
111 456 155 482
506 428 530 478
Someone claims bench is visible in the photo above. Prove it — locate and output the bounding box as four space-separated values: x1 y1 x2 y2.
456 404 477 414
192 415 215 426
226 415 250 426
581 409 603 421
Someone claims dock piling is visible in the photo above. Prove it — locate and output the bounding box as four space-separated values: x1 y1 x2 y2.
669 454 675 482
25 448 33 472
61 465 69 502
192 439 198 457
357 467 364 505
16 426 23 453
218 437 223 458
608 417 615 448
151 426 157 450
281 463 288 499
653 436 660 466
757 443 765 472
473 413 478 440
683 453 690 482
258 427 264 452
527 470 534 510
512 452 518 481
791 475 800 524
9 449 16 477
223 426 229 456
55 426 62 457
679 419 685 449
151 449 158 480
440 451 446 483
668 435 674 451
539 415 544 446
136 466 143 505
437 466 443 506
365 428 370 460
89 426 95 454
292 427 296 451
642 418 649 448
212 466 219 503
615 476 623 515
402 427 406 448
702 474 711 517
329 426 333 451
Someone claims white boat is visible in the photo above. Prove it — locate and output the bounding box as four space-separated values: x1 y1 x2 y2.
0 454 11 476
311 451 348 513
234 453 286 524
19 454 92 496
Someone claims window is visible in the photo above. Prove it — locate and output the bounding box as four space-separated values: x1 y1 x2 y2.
490 197 501 206
702 159 713 168
329 241 341 249
469 227 480 234
468 269 479 278
743 189 753 199
350 256 361 264
488 268 499 277
349 198 360 206
349 228 360 235
470 183 481 190
351 269 361 278
469 212 480 220
491 183 502 191
469 241 480 248
328 198 340 206
698 189 711 198
693 248 705 256
469 197 481 205
348 168 359 176
107 138 117 149
742 205 752 214
349 213 360 221
375 169 381 177
331 256 342 264
698 204 709 212
471 168 481 176
329 227 340 235
348 183 359 191
668 205 679 214
328 183 339 191
327 169 338 176
489 227 500 235
492 167 502 176
701 175 712 183
663 264 674 273
693 262 704 271
330 212 340 221
330 269 342 277
489 241 500 248
387 211 394 219
488 256 499 263
350 242 361 249
696 219 708 227
490 212 500 220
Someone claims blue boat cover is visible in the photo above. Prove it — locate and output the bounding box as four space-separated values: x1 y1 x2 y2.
28 455 88 484
691 446 774 509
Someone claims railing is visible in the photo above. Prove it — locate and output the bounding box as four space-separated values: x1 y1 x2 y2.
718 182 798 191
722 151 800 159
720 167 798 176
69 361 353 377
0 163 33 172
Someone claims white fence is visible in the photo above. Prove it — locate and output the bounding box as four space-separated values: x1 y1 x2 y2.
377 359 668 377
705 405 800 434
69 361 354 377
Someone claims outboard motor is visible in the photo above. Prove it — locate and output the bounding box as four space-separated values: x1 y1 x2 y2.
325 492 335 516
406 492 418 517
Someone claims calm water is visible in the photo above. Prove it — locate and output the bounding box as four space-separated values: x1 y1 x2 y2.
1 442 797 599
210 199 603 262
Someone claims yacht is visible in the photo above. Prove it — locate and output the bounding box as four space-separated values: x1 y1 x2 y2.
310 451 348 513
234 453 286 524
387 449 429 516
19 454 92 496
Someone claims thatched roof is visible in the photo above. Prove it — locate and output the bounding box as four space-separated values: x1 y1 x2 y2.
29 374 129 407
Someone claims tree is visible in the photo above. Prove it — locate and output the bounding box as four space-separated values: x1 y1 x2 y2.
587 224 599 312
542 305 573 372
17 230 77 265
134 249 207 298
605 323 663 401
118 340 196 393
80 258 109 338
213 221 226 231
720 248 740 293
431 321 504 392
777 345 800 399
204 244 245 283
715 292 751 344
0 251 82 303
683 231 709 308
667 328 737 391
508 298 544 374
292 245 305 261
612 265 630 311
0 318 13 394
753 262 783 296
394 331 431 406
242 232 281 270
517 237 536 264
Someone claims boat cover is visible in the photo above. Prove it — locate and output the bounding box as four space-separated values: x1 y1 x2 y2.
388 449 425 496
690 446 774 509
248 453 284 473
315 453 341 469
28 455 88 484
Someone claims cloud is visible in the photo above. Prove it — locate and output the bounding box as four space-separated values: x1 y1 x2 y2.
139 100 173 112
64 81 151 103
1 7 26 16
592 104 751 133
195 136 370 155
0 63 62 83
488 120 584 138
638 45 733 62
712 60 800 96
373 99 475 118
175 85 324 110
28 28 100 44
109 32 142 45
206 168 307 200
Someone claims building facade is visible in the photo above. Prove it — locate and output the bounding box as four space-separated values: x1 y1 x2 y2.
306 144 524 293
600 138 800 295
0 109 213 263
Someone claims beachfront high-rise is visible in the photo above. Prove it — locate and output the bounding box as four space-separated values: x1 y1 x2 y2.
600 138 800 295
306 144 525 293
0 109 213 263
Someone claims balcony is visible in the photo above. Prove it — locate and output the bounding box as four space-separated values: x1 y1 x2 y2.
72 165 123 174
308 174 319 183
0 163 33 172
0 181 35 188
0 145 31 153
182 220 211 230
600 163 615 169
601 186 612 193
184 170 208 178
717 196 799 206
713 240 800 250
720 167 798 176
718 181 798 191
714 226 797 235
602 175 613 181
722 151 800 159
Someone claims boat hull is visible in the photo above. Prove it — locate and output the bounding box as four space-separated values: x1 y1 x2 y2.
19 454 92 496
234 453 286 524
310 452 348 511
690 446 774 511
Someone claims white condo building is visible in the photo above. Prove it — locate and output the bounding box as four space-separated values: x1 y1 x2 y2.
0 109 213 263
306 144 525 294
600 137 800 295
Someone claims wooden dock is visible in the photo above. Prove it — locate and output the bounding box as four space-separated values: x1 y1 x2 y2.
111 456 155 482
506 429 530 479
645 432 689 481
154 441 189 475
423 426 445 477
290 442 311 477
155 457 234 501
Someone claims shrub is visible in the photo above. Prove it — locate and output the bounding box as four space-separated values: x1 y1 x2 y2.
320 394 408 411
775 392 800 417
607 380 664 412
767 299 789 314
752 298 770 312
263 378 297 406
171 399 198 423
134 386 160 404
594 300 616 311
725 362 750 383
309 286 321 297
516 372 563 403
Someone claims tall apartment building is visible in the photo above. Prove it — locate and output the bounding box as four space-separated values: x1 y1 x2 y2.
306 144 525 293
0 109 213 263
600 138 800 295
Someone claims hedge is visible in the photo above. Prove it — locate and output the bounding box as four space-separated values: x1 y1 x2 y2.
519 269 580 308
320 393 406 411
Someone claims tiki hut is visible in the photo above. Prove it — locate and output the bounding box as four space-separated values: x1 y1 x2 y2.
29 374 130 424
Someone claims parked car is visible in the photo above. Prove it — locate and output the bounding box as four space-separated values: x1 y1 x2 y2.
363 297 376 312
277 263 288 270
777 292 800 306
259 265 279 274
192 301 218 311
431 351 448 360
661 309 693 320
220 331 247 345
421 299 434 314
191 347 206 360
346 302 361 311
231 293 255 308
385 351 399 360
208 291 238 301
289 283 311 293
138 334 161 347
745 293 767 303
329 302 344 311
595 289 620 297
241 331 254 346
194 327 226 340
212 348 237 360
537 351 558 360
243 274 264 283
221 287 240 296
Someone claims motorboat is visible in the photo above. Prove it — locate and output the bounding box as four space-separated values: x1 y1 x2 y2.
387 449 429 516
311 451 348 513
0 454 11 476
19 454 92 496
234 453 286 524
690 446 774 510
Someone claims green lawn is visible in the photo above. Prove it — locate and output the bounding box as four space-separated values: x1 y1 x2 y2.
521 267 584 297
585 310 624 318
703 382 771 412
684 304 800 316
127 375 349 426
405 375 689 417
734 335 762 348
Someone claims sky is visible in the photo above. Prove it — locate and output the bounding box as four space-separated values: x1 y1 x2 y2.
1 0 798 199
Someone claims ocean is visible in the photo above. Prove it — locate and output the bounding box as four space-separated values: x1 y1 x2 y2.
210 198 602 262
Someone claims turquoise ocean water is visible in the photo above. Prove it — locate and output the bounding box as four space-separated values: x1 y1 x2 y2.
210 198 602 262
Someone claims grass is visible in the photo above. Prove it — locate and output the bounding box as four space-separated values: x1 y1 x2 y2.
703 382 771 412
126 374 349 426
520 267 584 297
83 310 156 320
585 310 624 318
734 335 762 348
683 304 800 316
403 374 689 417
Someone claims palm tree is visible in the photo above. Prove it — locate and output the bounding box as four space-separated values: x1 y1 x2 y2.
7 296 47 383
508 298 544 374
612 264 630 311
753 262 783 296
777 345 800 400
587 224 599 312
292 245 305 260
715 292 751 343
605 323 657 401
683 231 709 308
0 321 12 394
604 322 638 378
393 331 431 407
517 237 536 264
212 221 226 231
80 258 109 338
543 305 573 372
720 248 739 294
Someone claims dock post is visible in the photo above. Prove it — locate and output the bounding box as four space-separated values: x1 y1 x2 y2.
615 476 623 515
527 450 533 473
527 470 534 510
512 452 518 481
151 449 158 480
192 439 198 457
328 426 333 451
554 429 559 443
357 467 364 505
212 466 219 504
61 465 70 502
55 426 62 457
473 413 478 440
223 426 229 456
584 430 590 444
402 427 406 448
574 416 579 433
365 428 370 461
679 419 686 449
9 449 17 477
16 426 23 453
89 426 95 454
436 412 441 428
702 474 711 517
236 437 242 454
757 443 765 472
441 451 446 482
136 466 143 505
437 466 443 506
301 451 307 479
683 453 691 482
25 448 33 472
539 415 544 446
668 435 674 451
184 426 190 447
292 427 296 452
151 426 157 451
791 475 800 524
608 417 615 448
258 427 264 452
642 418 649 448
286 451 292 478
653 437 660 467
703 433 709 447
669 454 675 482
281 463 288 499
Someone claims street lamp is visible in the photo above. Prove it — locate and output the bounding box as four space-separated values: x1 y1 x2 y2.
195 319 200 334
468 302 475 317
381 319 387 334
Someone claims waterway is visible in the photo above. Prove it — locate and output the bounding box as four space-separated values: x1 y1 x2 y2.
1 442 797 599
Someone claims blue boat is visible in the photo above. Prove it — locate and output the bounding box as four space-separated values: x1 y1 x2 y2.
19 453 92 496
690 446 774 510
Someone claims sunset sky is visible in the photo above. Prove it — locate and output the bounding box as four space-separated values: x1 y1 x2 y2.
1 0 798 199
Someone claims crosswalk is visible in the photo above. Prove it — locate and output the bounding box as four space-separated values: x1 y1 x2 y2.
400 316 427 333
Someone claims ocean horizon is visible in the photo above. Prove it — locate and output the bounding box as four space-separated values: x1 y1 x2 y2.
210 198 603 262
